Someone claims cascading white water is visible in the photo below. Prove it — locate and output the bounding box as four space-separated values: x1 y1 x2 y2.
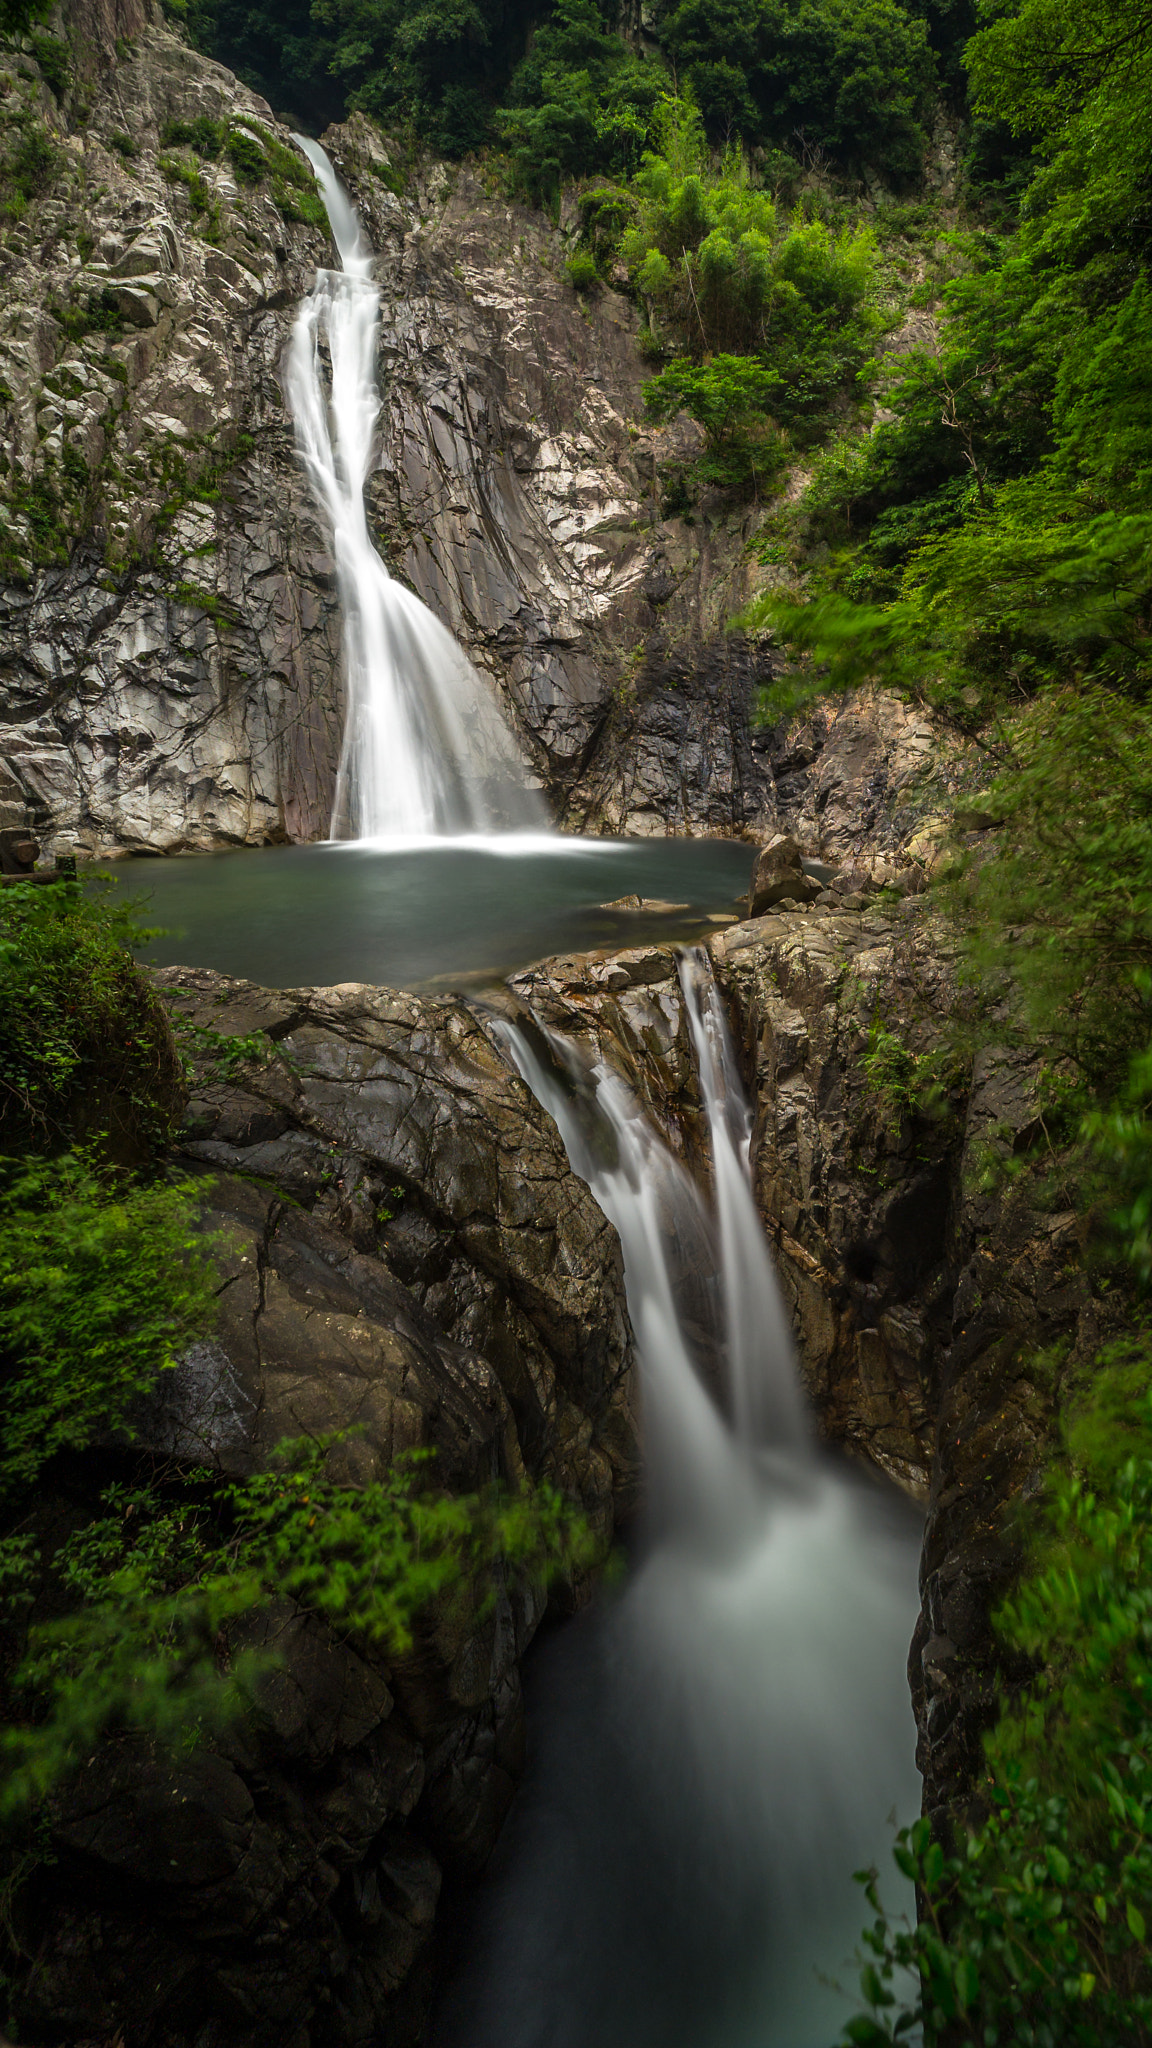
679 946 810 1452
436 960 921 2048
286 140 546 842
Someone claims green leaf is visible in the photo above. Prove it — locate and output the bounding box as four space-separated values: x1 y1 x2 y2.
860 1964 894 2008
843 2017 892 2047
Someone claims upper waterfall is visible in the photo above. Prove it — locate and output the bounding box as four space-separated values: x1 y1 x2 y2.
286 139 546 842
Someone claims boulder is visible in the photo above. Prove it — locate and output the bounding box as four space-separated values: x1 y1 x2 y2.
747 835 821 916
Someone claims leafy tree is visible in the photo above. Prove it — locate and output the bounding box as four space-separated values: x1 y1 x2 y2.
656 0 936 185
497 0 668 199
644 354 789 489
619 110 880 456
759 0 1152 686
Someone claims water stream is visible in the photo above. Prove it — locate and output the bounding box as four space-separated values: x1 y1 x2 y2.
284 142 923 2043
433 956 920 2048
286 139 545 841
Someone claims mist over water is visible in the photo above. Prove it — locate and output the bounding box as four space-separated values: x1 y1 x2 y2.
286 140 545 841
433 960 921 2048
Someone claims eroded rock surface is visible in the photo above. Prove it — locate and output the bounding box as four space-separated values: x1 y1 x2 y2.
158 967 638 1526
12 966 637 2048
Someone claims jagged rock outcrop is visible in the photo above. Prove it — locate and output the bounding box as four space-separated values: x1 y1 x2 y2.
11 967 637 2048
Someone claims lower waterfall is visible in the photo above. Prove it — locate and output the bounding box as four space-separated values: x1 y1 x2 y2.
287 139 545 842
434 952 920 2048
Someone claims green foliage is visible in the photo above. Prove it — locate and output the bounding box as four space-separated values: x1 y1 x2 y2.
497 0 667 198
0 115 59 218
566 247 599 290
173 1017 273 1082
0 0 48 32
28 29 68 98
226 127 267 183
158 117 324 225
2 1436 594 1813
50 284 125 342
159 149 222 236
159 113 227 156
621 112 879 478
644 353 789 490
0 1153 217 1500
860 1018 966 1135
656 0 936 185
0 878 181 1153
172 0 945 185
577 182 633 262
758 0 1152 721
944 687 1152 1087
0 456 83 580
841 1402 1152 2046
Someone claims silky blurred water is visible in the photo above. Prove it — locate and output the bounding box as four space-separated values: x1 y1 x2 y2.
430 969 921 2048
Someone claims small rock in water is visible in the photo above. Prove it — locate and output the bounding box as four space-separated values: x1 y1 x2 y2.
599 894 692 914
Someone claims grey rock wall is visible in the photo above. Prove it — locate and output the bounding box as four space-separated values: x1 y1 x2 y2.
0 21 782 860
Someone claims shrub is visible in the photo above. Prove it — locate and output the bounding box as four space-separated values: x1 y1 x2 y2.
0 118 59 217
0 878 183 1156
577 182 633 263
226 128 266 184
842 1388 1152 2046
159 113 227 157
0 1152 217 1499
29 29 69 98
567 247 599 290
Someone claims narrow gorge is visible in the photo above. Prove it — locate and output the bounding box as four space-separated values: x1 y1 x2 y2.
2 2 1148 2045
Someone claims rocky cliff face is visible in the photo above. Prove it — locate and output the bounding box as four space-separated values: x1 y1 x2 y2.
13 967 637 2047
0 7 792 861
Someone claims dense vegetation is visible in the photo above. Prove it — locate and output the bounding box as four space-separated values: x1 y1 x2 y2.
170 0 959 177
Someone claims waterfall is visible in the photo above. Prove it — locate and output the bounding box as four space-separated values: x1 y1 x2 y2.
286 140 546 842
436 956 920 2048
